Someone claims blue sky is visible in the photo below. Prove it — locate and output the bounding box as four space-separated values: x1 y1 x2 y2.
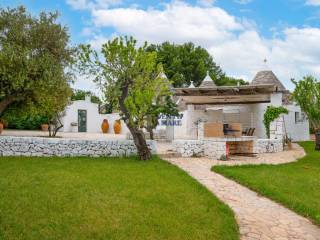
2 0 320 92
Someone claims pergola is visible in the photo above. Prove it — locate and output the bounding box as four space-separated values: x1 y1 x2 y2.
174 84 290 105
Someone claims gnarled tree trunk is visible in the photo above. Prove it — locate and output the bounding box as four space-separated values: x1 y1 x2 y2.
118 83 152 160
0 95 17 115
146 126 154 140
0 92 30 115
128 126 152 160
315 130 320 151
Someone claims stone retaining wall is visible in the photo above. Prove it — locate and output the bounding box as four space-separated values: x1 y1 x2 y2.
254 139 283 153
173 138 283 159
203 140 226 159
173 140 204 157
0 136 156 157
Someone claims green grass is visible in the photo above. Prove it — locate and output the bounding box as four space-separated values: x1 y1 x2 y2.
213 141 320 225
0 156 239 240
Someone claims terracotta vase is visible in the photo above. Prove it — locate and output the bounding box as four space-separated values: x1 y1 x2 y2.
101 119 109 133
113 120 121 134
41 124 49 131
0 123 3 134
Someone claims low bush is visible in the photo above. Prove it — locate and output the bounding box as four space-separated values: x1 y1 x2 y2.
1 105 48 130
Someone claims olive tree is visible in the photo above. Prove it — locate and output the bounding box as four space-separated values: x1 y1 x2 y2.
78 36 176 160
0 6 75 117
292 76 320 150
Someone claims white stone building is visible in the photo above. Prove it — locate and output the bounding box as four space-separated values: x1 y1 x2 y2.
171 70 309 142
60 70 309 147
60 96 130 134
171 70 309 158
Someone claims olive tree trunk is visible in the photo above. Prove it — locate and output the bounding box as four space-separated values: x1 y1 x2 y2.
118 84 152 160
315 130 320 151
128 126 152 160
0 95 19 115
146 126 154 140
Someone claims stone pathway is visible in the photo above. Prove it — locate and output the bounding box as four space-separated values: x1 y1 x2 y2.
163 144 320 240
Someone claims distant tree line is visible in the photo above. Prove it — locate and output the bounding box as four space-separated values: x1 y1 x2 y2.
71 89 102 104
147 42 247 87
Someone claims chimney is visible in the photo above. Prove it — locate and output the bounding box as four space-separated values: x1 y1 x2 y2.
85 95 91 102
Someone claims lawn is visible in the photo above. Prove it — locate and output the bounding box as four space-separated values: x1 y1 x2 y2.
213 141 320 225
0 156 239 240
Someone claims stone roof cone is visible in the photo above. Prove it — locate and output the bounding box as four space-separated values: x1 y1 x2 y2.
251 70 286 91
199 71 216 88
188 81 196 88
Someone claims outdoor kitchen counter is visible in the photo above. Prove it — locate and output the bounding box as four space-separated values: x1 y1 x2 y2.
202 136 256 142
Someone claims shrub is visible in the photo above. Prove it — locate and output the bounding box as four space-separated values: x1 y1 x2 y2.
1 105 49 130
263 106 288 138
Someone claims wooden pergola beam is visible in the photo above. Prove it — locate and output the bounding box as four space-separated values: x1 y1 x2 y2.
174 84 284 97
179 94 271 105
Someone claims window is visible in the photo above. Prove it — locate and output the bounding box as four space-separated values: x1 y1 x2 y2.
295 112 306 124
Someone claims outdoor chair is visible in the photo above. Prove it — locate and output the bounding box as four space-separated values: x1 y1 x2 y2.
247 128 255 136
242 128 249 136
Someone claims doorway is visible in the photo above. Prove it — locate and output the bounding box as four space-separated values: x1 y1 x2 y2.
78 110 87 132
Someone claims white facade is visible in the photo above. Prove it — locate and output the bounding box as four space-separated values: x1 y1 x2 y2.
171 92 310 142
283 104 310 141
61 94 309 142
61 96 130 134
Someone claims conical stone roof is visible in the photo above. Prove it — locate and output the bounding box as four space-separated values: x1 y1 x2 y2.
199 72 216 88
189 81 195 88
251 70 286 91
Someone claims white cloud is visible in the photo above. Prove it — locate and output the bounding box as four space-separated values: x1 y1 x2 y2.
306 0 320 6
211 27 320 89
74 1 320 91
92 1 244 47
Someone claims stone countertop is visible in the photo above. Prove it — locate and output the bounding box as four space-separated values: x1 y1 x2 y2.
202 136 257 142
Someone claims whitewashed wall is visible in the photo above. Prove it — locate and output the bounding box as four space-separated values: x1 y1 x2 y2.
61 97 129 134
283 104 310 141
250 103 269 139
61 95 309 141
174 99 309 141
175 108 223 140
249 103 309 141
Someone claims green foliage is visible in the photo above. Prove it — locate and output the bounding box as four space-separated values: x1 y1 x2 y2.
263 106 288 138
1 104 48 130
0 6 75 121
292 76 320 131
216 75 248 86
124 64 178 130
147 42 247 87
71 89 102 104
78 36 178 159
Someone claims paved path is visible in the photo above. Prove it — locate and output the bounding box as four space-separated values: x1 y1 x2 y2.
164 144 320 240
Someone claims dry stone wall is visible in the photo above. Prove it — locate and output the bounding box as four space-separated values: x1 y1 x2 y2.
173 140 204 157
270 117 285 140
0 136 156 157
254 139 283 153
173 138 283 159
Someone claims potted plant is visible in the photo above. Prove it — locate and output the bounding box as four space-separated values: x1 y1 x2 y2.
41 123 49 131
101 119 109 133
113 119 121 134
0 119 4 134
